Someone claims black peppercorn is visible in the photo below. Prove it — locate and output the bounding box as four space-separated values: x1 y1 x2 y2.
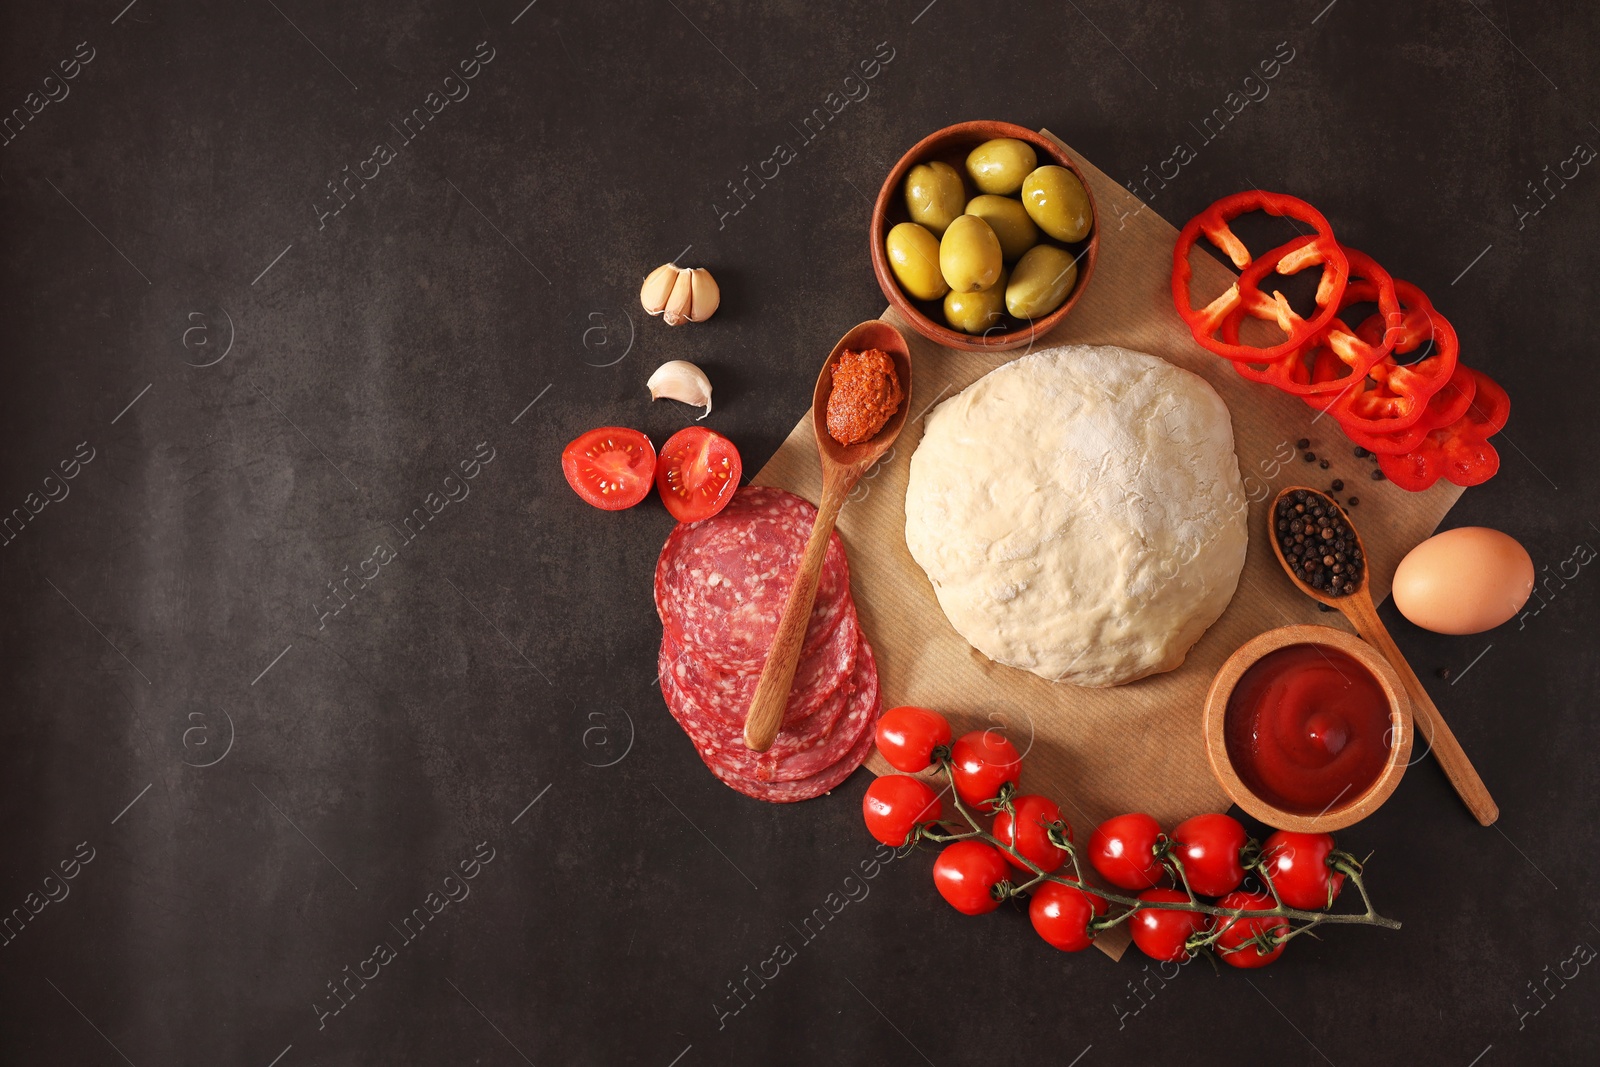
1353 446 1368 458
1371 469 1385 481
1348 496 1359 506
1297 437 1310 449
1274 488 1364 597
1304 451 1316 462
1331 479 1344 492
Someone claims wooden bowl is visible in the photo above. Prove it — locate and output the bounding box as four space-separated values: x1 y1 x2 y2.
1202 625 1414 833
869 121 1100 352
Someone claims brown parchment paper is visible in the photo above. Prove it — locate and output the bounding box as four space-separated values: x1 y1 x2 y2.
754 131 1463 958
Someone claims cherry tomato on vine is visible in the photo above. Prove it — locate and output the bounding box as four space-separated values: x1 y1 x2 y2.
1213 891 1289 968
992 794 1070 873
1130 888 1209 962
561 427 656 510
1170 813 1249 897
861 775 943 847
1029 881 1107 952
932 840 1012 915
874 706 953 773
655 426 741 523
1087 813 1168 890
949 730 1023 809
1260 830 1345 910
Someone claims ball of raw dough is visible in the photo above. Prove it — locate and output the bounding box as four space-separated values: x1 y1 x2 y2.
904 344 1248 687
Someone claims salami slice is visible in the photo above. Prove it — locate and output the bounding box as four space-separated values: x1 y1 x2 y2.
696 686 879 803
655 486 852 672
660 635 879 784
662 598 858 729
657 633 848 773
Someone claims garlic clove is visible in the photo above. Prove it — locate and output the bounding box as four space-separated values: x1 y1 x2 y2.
661 267 694 326
640 262 681 316
687 268 720 322
647 360 713 419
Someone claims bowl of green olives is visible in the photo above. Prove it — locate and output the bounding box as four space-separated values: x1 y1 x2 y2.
870 121 1099 351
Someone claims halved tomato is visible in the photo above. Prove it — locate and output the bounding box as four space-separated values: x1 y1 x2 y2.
561 427 656 510
656 426 741 523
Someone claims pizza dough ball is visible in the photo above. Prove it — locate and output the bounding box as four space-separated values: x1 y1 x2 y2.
904 344 1248 687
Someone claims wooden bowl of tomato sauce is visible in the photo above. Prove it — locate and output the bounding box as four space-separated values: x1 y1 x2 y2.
1203 625 1413 833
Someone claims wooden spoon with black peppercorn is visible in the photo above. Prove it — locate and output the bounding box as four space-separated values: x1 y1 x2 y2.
1268 486 1498 826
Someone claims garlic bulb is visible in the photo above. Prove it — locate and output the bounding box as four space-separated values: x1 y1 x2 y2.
647 360 713 419
639 263 720 325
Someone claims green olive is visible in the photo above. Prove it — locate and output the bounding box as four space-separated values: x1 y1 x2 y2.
903 161 966 236
964 194 1039 261
944 270 1007 335
938 214 1002 294
886 222 949 301
1005 244 1079 319
965 138 1038 196
1021 165 1093 243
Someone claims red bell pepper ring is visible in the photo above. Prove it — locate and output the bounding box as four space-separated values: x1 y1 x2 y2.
1377 369 1508 491
1339 362 1477 455
1171 191 1349 364
1316 280 1460 434
1223 244 1403 396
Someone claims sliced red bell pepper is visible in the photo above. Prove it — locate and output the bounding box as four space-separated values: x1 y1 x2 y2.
1340 362 1476 455
1224 245 1403 396
1171 191 1349 364
1311 280 1460 434
1377 369 1508 490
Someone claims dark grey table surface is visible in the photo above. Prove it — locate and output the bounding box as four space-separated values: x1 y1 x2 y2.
3 1 1597 1064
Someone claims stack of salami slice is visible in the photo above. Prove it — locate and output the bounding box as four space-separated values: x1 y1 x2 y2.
654 486 881 802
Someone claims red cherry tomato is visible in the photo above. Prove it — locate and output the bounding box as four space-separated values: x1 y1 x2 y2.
932 840 1013 915
1213 891 1289 968
874 706 953 773
561 427 656 510
992 794 1070 873
1260 830 1345 910
1087 813 1168 890
1130 888 1209 962
655 426 741 523
861 775 943 847
1028 881 1107 952
1170 813 1249 897
949 730 1022 809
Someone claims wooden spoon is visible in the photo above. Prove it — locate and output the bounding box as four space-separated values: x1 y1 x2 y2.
1267 486 1498 826
743 321 912 752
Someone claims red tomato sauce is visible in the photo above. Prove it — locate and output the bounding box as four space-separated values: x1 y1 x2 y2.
826 348 903 446
1224 644 1392 815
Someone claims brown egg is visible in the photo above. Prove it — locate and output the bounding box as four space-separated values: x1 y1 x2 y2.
1392 527 1534 635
